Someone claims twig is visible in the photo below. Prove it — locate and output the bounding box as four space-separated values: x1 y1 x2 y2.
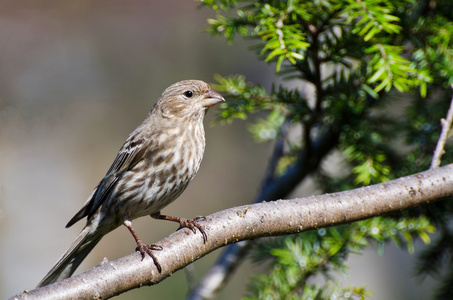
431 84 453 168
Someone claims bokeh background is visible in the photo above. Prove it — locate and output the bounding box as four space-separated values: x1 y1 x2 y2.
0 1 436 299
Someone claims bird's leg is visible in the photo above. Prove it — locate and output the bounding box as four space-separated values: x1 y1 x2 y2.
123 220 163 273
151 212 207 243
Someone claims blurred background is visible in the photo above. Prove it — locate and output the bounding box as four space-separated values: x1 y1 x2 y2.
0 1 435 299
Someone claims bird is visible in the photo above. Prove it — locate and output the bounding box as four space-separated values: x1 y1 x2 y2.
37 80 225 287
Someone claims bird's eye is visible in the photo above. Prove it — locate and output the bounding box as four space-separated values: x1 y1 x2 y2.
183 90 193 98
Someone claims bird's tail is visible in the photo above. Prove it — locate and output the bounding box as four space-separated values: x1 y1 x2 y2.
37 226 102 287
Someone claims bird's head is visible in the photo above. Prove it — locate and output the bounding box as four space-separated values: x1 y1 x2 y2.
155 80 225 121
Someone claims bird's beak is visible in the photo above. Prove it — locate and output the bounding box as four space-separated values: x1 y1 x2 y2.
201 89 225 107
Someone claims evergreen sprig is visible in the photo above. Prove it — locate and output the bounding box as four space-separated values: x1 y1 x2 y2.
201 0 453 298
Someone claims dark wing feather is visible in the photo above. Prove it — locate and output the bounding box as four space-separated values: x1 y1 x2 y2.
66 138 147 227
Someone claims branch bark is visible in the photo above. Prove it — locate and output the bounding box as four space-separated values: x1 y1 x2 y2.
11 164 453 300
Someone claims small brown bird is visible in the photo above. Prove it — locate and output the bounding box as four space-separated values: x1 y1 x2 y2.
37 80 224 287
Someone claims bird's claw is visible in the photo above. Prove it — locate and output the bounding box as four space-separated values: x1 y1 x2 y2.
177 216 207 243
135 240 163 273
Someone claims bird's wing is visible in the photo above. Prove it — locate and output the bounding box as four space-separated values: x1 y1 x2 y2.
105 139 147 175
66 138 147 227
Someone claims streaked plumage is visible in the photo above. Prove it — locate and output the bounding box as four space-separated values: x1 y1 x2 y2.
37 80 224 287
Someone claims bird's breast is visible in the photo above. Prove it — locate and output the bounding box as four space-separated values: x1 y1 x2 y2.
113 122 206 221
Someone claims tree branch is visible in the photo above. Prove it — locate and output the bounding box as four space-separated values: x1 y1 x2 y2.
11 164 453 300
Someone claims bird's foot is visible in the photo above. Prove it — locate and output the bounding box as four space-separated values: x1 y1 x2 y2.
176 216 207 243
151 213 208 243
135 240 163 273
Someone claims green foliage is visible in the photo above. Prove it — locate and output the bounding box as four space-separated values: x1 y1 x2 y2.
245 217 434 299
211 74 274 122
201 0 453 298
365 44 432 95
203 0 435 96
344 0 402 39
